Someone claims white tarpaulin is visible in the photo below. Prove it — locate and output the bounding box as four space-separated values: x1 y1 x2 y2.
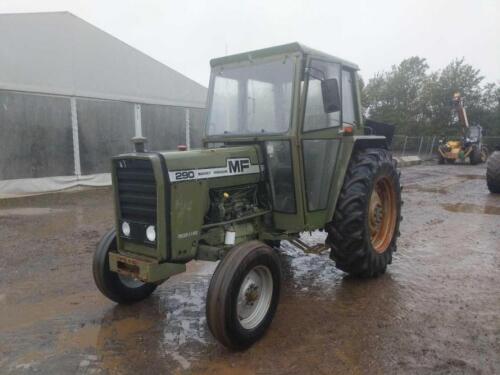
0 174 111 198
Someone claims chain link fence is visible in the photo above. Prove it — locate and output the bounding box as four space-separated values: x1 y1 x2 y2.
392 135 500 160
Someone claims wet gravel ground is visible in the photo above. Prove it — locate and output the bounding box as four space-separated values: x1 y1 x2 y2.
0 163 499 374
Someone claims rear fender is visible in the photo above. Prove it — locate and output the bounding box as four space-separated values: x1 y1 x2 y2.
353 136 389 152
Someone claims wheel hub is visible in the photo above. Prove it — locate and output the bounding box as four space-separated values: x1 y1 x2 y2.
370 192 383 232
369 177 397 254
118 273 145 288
244 283 260 305
481 149 488 162
237 265 273 330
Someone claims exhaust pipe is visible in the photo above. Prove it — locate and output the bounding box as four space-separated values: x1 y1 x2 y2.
132 136 147 153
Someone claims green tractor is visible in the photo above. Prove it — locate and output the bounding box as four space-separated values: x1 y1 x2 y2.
93 43 402 349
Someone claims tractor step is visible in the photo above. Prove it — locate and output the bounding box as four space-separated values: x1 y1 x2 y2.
289 239 329 254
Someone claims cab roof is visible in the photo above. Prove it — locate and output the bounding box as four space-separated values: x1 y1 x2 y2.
210 42 359 71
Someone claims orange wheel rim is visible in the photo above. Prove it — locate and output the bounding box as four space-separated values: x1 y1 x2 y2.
369 176 397 253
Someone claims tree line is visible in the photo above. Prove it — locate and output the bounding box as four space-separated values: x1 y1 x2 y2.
361 57 500 137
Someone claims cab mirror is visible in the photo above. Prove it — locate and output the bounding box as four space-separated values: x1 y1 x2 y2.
321 78 341 113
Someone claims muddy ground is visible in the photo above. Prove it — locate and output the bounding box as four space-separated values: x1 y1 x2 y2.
0 163 499 374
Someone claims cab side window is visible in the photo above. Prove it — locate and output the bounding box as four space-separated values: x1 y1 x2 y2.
303 60 341 132
342 70 356 125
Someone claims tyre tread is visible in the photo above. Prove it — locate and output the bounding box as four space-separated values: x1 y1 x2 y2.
326 148 402 277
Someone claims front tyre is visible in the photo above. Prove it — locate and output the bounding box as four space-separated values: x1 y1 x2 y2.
206 241 281 350
92 229 157 304
327 148 402 277
438 153 446 165
264 240 281 248
469 145 482 165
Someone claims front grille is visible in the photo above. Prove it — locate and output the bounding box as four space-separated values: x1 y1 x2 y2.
115 158 157 224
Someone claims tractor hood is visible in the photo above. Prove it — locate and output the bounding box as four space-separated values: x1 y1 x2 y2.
111 145 266 263
158 145 265 183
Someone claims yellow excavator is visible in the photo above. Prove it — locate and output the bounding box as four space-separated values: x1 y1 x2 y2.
438 92 488 164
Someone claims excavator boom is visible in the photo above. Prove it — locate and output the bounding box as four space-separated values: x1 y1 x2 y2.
438 91 488 164
452 92 469 130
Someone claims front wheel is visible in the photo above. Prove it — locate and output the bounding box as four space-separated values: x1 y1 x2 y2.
206 241 281 350
470 145 486 165
327 148 402 277
438 153 445 165
480 145 489 163
92 229 157 304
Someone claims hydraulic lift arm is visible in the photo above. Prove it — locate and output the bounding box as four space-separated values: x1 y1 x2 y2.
452 92 469 134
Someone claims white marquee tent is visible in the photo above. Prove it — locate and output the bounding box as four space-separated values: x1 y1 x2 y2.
0 12 207 196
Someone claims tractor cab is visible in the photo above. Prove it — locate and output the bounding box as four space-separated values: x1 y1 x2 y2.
466 125 482 143
204 43 375 231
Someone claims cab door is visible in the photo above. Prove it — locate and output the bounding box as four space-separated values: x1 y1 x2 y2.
299 58 358 229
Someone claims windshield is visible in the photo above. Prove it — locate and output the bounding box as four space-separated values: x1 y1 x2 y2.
468 126 481 140
207 58 295 136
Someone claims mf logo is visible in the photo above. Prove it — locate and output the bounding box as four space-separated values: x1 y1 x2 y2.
118 160 127 169
227 158 250 174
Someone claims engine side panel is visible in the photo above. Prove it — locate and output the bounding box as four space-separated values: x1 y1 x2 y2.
161 146 265 261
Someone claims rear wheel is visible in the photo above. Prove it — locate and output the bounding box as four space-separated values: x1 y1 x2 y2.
437 149 454 164
206 241 281 350
326 148 402 277
480 146 489 163
470 145 483 165
486 151 500 193
93 229 157 304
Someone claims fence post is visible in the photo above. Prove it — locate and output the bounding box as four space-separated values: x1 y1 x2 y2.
185 108 191 150
70 97 81 178
429 136 436 158
417 136 424 157
402 136 408 157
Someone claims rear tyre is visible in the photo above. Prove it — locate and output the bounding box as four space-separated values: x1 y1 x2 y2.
480 145 489 163
93 229 157 304
486 151 500 193
206 241 281 350
326 148 402 277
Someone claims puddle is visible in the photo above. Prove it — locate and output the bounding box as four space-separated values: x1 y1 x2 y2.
57 317 154 351
0 292 105 331
441 203 500 215
457 174 486 180
405 184 449 194
185 260 217 275
0 207 66 216
406 173 487 195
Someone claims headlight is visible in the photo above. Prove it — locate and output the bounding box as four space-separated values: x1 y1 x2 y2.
146 225 156 242
121 221 131 237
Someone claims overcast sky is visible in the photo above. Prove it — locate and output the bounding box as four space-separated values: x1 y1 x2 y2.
1 0 498 87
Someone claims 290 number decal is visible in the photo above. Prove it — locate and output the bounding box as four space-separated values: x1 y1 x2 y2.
174 170 195 180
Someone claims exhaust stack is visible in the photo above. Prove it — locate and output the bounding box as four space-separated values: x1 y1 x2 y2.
132 136 147 153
